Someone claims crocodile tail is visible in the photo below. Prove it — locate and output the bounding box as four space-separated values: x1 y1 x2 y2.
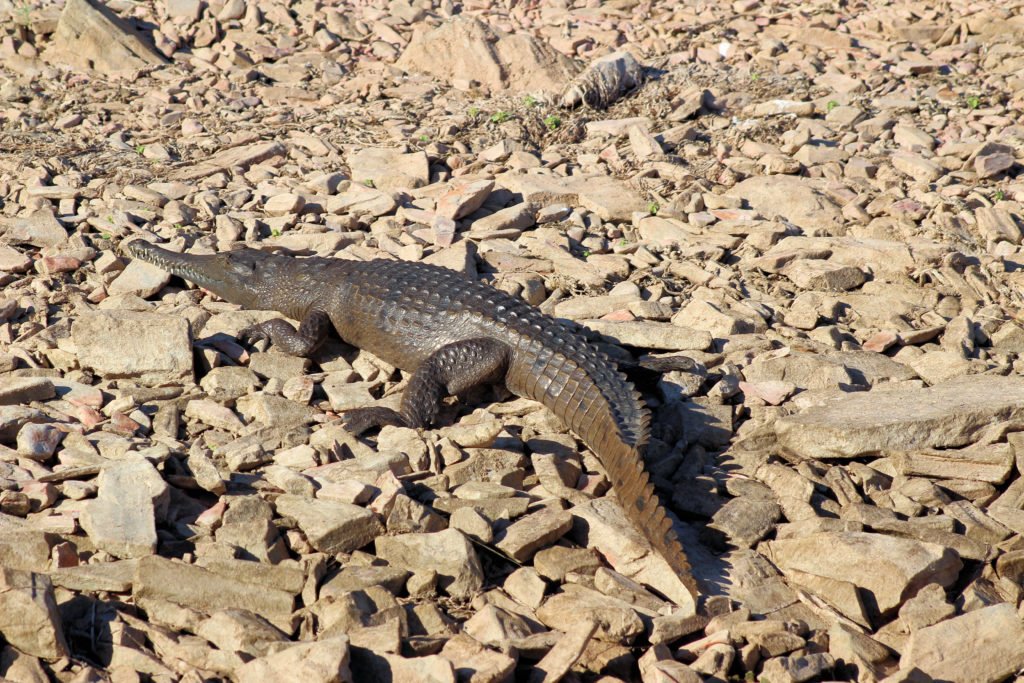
591 392 698 601
536 352 698 600
504 326 696 599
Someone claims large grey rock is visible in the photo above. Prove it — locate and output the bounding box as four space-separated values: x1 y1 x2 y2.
537 585 644 643
0 529 55 573
0 208 67 247
762 235 916 277
45 0 168 73
195 610 290 659
347 148 429 192
72 311 193 386
133 556 295 619
494 508 573 563
80 458 168 559
50 560 137 593
729 176 844 234
581 319 712 351
439 634 516 683
498 172 649 222
107 259 172 298
274 495 384 555
775 375 1024 459
374 529 483 599
571 498 698 611
901 603 1024 683
396 15 577 95
761 531 961 616
235 637 352 683
0 377 55 405
0 569 68 660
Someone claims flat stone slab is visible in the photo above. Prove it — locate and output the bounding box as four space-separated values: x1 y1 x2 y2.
571 498 698 611
374 528 483 599
498 172 648 222
0 529 55 573
728 176 843 234
133 556 295 618
0 377 55 405
50 559 138 592
0 569 69 660
775 375 1024 459
235 637 353 683
494 508 573 563
580 320 712 351
901 602 1024 682
273 494 384 555
395 15 577 95
80 459 167 559
348 147 429 190
761 531 961 616
72 311 193 387
45 0 167 74
762 235 916 277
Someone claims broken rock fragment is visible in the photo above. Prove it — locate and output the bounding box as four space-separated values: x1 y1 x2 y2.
900 603 1024 682
776 375 1024 459
275 495 385 555
80 458 167 559
396 15 577 94
374 529 483 600
762 531 961 616
72 311 193 387
46 0 168 73
0 569 68 660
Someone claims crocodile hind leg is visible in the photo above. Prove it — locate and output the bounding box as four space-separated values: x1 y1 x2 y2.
342 337 510 434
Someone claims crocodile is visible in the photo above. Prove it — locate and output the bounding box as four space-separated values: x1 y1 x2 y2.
125 240 698 600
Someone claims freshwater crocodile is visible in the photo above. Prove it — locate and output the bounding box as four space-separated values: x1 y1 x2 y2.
125 240 697 600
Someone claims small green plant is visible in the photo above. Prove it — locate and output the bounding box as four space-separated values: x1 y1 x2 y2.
174 223 183 231
100 232 112 240
491 111 511 124
618 238 627 246
996 189 1005 201
544 115 561 131
271 229 281 237
16 3 31 25
967 96 980 109
648 201 659 215
582 249 591 257
826 100 839 112
135 144 145 154
750 72 761 80
106 216 114 223
364 179 374 187
524 95 536 108
469 107 479 116
418 134 428 142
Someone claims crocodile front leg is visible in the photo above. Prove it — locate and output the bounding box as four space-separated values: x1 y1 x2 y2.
342 337 510 434
238 310 332 357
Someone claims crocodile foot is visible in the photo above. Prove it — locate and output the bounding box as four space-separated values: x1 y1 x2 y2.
340 406 414 435
238 323 271 347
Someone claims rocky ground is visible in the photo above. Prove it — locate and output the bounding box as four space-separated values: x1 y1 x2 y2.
0 0 1023 680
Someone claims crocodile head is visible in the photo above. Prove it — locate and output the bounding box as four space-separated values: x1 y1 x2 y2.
124 240 272 309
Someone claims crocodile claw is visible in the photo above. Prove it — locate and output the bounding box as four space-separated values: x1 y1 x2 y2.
237 324 270 347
